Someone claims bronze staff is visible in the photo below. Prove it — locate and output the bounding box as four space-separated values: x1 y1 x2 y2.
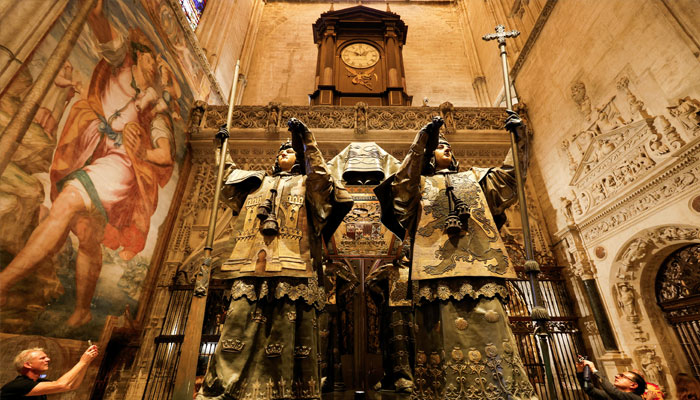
483 25 557 397
172 60 241 400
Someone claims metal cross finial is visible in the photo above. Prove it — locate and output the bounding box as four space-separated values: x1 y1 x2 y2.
482 24 520 44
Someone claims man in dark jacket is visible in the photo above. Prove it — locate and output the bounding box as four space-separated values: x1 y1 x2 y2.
0 345 98 399
577 358 646 400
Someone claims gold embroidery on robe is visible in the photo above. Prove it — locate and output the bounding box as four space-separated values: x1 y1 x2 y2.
223 174 312 278
412 171 515 281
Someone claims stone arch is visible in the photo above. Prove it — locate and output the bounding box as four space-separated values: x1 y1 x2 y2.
609 224 700 393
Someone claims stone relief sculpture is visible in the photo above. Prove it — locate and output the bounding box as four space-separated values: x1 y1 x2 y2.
667 96 700 135
438 101 455 135
618 238 650 279
265 102 281 134
637 347 667 391
354 102 368 134
594 96 627 133
614 282 639 323
616 76 649 120
570 81 592 121
560 196 575 224
653 115 685 150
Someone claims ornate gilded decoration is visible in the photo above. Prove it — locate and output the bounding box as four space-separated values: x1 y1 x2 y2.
454 317 469 331
230 276 326 309
221 338 245 353
484 310 500 323
412 172 513 281
251 311 267 324
265 344 284 358
413 279 509 304
412 340 535 400
225 377 320 400
345 66 377 90
223 174 311 278
286 311 297 322
294 346 312 358
199 104 508 132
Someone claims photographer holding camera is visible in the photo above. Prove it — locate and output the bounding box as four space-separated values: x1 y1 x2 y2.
577 357 646 400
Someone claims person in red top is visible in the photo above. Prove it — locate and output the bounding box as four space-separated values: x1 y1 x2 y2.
0 346 98 399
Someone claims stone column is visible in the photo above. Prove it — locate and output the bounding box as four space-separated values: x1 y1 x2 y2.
581 278 618 351
561 224 618 351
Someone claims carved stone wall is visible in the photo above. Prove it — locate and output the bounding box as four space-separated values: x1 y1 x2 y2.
609 226 700 394
513 0 700 394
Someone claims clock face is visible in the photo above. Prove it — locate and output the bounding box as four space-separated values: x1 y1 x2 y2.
341 43 380 69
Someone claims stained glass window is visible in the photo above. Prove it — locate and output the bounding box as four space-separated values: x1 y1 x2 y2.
180 0 207 30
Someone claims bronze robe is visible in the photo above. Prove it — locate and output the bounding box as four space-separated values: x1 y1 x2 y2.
375 126 538 400
198 131 352 400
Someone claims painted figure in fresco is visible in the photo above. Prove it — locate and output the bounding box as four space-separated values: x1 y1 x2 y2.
375 113 537 399
0 0 175 327
33 60 81 139
197 119 352 400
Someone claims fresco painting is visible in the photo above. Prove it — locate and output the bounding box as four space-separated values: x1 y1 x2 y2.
0 0 203 340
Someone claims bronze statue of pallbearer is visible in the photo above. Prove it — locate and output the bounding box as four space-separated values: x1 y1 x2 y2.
196 118 353 400
374 112 538 400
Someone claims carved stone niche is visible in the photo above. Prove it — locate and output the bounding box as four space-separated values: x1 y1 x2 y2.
613 282 640 322
634 346 668 391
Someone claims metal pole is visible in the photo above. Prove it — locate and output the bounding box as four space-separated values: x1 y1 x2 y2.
483 26 557 398
172 60 241 400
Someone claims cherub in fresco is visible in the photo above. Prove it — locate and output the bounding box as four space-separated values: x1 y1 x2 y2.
0 0 175 327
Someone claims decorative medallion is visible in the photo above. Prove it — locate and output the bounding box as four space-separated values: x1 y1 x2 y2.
485 344 498 358
416 351 427 364
391 334 408 342
221 338 245 353
692 195 700 214
294 346 312 358
503 341 514 355
484 310 500 323
451 347 464 361
454 317 469 331
286 311 297 322
429 352 441 365
265 344 284 358
595 246 607 259
468 349 482 362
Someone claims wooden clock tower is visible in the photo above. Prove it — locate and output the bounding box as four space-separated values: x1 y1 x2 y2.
309 5 412 106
